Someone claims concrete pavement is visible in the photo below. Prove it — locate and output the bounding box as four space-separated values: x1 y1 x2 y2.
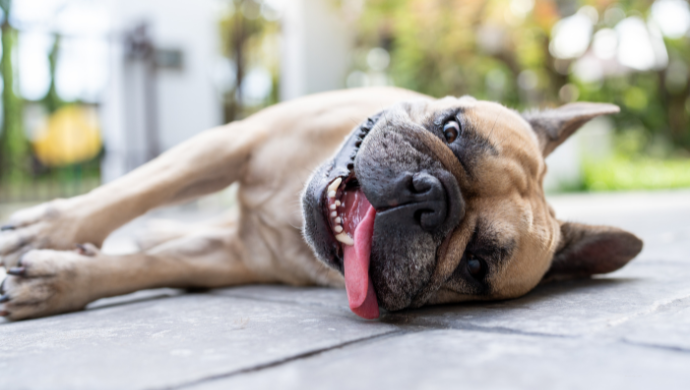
1 190 689 390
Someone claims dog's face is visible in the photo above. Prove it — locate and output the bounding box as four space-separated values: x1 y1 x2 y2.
302 96 642 319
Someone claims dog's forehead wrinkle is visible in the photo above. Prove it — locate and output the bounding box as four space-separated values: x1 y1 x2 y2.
470 103 533 141
461 105 546 192
473 218 516 263
457 111 499 153
435 107 464 126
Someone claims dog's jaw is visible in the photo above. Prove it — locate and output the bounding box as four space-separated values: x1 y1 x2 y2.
301 114 380 271
321 174 382 319
301 115 384 319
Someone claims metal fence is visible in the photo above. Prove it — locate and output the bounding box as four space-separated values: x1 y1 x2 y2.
0 156 102 204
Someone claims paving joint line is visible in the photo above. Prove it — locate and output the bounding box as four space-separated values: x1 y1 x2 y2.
84 292 184 312
381 315 577 339
209 292 345 310
621 339 690 354
605 294 690 328
94 291 580 339
216 295 572 338
156 330 409 390
440 322 574 339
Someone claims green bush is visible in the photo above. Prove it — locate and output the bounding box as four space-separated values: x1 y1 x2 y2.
583 156 690 191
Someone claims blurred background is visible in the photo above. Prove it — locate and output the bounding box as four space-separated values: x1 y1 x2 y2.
0 0 689 207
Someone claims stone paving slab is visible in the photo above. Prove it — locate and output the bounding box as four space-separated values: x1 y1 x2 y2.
386 261 690 337
1 189 689 390
549 190 690 265
190 329 690 390
0 292 397 390
210 285 349 312
607 297 690 351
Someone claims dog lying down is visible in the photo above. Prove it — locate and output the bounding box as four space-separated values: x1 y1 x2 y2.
0 87 642 321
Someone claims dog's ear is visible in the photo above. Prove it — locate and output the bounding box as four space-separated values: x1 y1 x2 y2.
542 221 643 282
522 103 619 157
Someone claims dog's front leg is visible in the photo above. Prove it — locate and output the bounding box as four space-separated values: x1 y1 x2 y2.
0 222 269 320
0 123 262 268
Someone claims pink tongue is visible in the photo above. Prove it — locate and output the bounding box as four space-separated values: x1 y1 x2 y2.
343 205 379 319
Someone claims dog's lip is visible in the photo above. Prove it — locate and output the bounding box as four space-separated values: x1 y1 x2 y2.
313 119 375 270
320 174 360 268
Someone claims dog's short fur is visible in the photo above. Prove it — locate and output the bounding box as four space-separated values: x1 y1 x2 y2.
0 87 642 320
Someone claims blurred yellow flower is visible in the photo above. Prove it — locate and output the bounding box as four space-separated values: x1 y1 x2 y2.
32 105 102 167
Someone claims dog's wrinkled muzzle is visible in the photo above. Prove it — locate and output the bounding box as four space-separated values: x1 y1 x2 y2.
392 124 477 308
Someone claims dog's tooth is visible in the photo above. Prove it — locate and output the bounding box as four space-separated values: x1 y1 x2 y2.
328 177 342 193
335 232 354 245
334 225 343 233
335 200 341 206
330 211 337 218
334 217 342 224
328 190 336 198
329 204 337 210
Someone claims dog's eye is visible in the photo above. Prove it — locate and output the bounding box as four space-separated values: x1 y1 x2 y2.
466 253 487 280
443 121 460 143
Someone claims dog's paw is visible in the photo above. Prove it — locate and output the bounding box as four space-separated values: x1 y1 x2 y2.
0 197 94 268
0 249 96 320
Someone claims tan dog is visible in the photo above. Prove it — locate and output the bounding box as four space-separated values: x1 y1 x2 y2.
0 87 642 321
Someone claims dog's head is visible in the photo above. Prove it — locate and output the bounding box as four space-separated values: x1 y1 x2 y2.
302 96 642 319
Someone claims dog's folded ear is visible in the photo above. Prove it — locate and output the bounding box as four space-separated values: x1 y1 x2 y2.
522 103 620 157
542 221 643 283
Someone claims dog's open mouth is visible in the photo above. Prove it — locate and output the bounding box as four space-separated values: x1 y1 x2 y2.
323 176 379 319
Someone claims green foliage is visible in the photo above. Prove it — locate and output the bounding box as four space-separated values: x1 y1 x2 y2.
583 156 690 191
355 0 690 191
356 0 690 147
0 0 100 202
583 125 690 192
218 0 280 121
357 0 563 108
0 5 29 183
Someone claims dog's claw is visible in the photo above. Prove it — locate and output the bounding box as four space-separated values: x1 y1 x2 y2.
0 224 15 231
7 267 25 276
0 295 9 303
75 243 99 257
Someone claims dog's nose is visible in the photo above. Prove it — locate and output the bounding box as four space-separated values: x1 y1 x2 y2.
383 172 448 232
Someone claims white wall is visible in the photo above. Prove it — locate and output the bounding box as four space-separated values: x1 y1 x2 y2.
101 0 222 182
543 117 614 192
280 0 353 100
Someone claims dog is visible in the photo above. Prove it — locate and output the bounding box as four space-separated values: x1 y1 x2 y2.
0 87 642 321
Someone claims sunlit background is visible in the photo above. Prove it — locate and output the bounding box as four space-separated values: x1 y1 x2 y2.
0 0 689 205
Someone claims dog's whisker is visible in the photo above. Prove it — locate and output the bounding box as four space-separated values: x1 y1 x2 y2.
347 115 361 128
487 112 502 144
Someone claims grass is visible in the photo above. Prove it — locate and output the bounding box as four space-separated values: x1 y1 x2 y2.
0 161 101 203
0 176 100 203
583 156 690 191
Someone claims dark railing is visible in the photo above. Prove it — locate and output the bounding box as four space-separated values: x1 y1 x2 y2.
0 157 102 203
